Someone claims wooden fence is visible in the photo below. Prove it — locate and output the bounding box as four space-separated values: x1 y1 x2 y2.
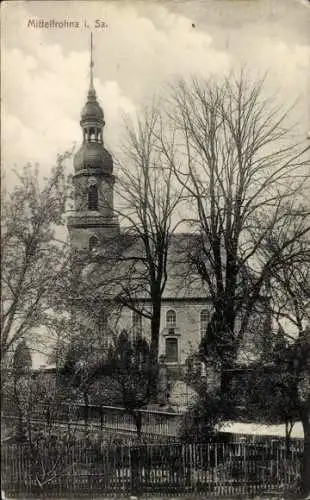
1 441 303 497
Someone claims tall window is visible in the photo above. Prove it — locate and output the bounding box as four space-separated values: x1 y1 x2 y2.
166 310 176 327
132 311 142 343
166 309 177 335
200 309 210 338
165 337 178 363
89 235 99 251
88 185 98 211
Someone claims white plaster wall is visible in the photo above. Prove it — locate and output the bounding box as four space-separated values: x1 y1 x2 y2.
111 301 268 366
112 301 213 365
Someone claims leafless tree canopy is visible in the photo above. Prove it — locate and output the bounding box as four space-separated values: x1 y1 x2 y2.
158 71 309 361
1 155 71 364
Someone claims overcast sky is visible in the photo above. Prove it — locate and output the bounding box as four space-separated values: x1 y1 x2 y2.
2 0 310 182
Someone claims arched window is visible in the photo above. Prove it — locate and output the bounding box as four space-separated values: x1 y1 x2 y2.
89 235 99 251
165 337 178 363
166 309 176 327
132 311 142 344
88 185 98 211
200 309 210 338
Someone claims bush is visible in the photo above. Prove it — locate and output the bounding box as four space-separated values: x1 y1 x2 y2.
179 387 237 443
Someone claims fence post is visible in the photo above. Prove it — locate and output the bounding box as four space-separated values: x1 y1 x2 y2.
244 443 248 492
130 445 141 497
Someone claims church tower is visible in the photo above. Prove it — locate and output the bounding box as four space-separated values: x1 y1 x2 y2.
67 34 119 252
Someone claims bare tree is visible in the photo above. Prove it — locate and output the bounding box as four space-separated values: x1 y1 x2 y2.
267 244 310 494
159 70 309 382
158 70 310 494
94 104 183 373
1 155 71 367
270 243 310 332
59 318 114 425
96 330 155 439
12 339 32 441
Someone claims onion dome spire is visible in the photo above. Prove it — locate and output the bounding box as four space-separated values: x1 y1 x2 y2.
73 33 112 174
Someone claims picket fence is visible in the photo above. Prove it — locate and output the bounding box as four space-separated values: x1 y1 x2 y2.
1 441 303 498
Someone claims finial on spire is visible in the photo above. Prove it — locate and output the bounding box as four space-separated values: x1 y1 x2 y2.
89 32 95 93
81 31 104 127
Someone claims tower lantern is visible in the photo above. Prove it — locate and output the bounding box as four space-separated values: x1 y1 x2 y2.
80 33 105 145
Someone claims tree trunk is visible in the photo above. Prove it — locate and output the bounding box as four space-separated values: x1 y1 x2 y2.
301 412 310 497
150 299 161 402
133 411 142 441
13 378 26 442
220 360 235 396
83 392 89 426
150 300 161 364
285 420 293 456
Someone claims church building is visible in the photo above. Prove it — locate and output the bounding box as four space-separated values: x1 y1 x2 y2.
67 36 269 404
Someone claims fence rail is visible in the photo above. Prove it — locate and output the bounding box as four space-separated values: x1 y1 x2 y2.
2 400 183 437
1 441 303 498
2 400 305 445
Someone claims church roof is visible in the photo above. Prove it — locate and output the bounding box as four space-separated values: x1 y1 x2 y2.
74 142 113 173
81 90 104 124
83 231 211 302
81 229 270 307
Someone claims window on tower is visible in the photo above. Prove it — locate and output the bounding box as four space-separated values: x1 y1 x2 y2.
89 235 99 251
88 185 98 211
89 127 96 142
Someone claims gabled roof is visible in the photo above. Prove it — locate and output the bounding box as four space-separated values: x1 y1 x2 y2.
81 228 269 306
82 230 210 302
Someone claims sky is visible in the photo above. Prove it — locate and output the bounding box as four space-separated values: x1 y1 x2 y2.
2 0 310 182
1 0 310 376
